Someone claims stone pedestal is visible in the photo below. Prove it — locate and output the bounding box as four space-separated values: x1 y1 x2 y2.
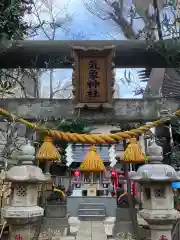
41 204 69 237
150 224 173 240
113 208 137 236
104 217 116 236
68 217 80 235
8 218 42 240
2 165 45 240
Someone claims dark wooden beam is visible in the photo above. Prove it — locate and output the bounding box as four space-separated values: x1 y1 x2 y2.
0 98 179 123
0 39 175 68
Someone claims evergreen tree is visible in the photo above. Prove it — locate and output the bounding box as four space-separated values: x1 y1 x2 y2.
0 0 32 40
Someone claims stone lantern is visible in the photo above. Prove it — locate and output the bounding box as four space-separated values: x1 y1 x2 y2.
130 140 180 240
2 149 45 240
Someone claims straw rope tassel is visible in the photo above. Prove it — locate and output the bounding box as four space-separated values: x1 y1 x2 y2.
124 138 146 163
36 136 60 162
80 145 105 172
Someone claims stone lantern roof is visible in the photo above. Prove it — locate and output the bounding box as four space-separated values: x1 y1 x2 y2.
6 140 45 182
6 165 45 182
130 140 180 182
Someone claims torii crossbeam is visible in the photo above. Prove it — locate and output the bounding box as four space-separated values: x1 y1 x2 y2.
0 98 179 123
0 39 177 68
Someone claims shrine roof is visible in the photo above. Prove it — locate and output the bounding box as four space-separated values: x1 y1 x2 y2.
145 68 180 98
71 144 124 163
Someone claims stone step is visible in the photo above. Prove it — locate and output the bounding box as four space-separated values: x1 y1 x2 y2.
44 204 67 218
78 208 106 216
79 202 105 210
78 215 106 221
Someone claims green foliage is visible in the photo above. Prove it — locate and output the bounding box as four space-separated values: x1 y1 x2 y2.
111 122 146 131
168 116 180 169
55 119 92 163
174 195 180 205
154 39 180 70
56 119 89 133
0 0 32 40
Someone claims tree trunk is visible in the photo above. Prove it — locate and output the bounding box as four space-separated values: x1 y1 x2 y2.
49 69 54 99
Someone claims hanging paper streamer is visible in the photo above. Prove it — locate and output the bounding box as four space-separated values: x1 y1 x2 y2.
109 145 117 167
66 143 73 167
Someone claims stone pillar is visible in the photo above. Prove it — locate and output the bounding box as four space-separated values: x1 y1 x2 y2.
130 140 180 240
2 165 45 240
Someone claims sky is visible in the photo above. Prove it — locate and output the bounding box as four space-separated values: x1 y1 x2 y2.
30 0 147 98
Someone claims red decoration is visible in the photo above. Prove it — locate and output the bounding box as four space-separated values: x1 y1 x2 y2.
15 235 24 240
111 170 119 192
131 181 136 197
111 170 116 176
118 171 124 177
73 170 80 177
160 235 168 240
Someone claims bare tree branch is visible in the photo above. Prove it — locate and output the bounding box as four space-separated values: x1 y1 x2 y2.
26 0 88 98
83 0 138 39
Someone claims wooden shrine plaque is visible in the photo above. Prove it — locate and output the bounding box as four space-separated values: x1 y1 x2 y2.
72 47 115 109
79 57 106 103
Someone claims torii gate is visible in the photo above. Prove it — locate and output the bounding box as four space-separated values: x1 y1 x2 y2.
0 39 178 164
0 39 179 121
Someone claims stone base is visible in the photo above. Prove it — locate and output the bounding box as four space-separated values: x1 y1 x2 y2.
113 221 134 235
115 208 137 221
68 217 80 235
40 226 69 239
41 217 69 238
9 221 41 240
45 204 67 218
103 217 116 237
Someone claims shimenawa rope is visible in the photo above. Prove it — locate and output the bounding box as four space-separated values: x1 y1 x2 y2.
0 108 179 144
